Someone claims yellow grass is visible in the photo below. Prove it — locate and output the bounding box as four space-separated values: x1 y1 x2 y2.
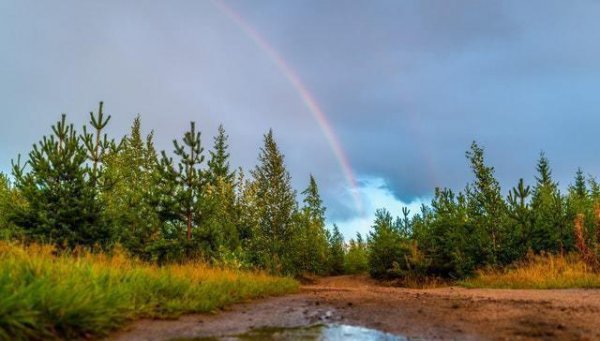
0 242 298 339
462 253 600 289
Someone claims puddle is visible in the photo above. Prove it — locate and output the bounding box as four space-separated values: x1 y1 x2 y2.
175 324 407 340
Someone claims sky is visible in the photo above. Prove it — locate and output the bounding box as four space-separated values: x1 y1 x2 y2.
2 1 600 238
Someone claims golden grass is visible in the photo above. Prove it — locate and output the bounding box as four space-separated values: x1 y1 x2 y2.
461 253 600 289
0 242 298 340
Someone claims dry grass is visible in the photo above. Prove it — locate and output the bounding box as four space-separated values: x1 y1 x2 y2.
462 253 600 289
0 242 298 340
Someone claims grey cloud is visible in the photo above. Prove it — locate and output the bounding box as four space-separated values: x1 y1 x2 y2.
3 0 600 224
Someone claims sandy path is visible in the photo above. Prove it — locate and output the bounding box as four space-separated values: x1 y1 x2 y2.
112 275 600 340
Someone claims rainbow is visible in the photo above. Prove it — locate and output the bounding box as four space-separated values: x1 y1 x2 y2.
212 0 363 213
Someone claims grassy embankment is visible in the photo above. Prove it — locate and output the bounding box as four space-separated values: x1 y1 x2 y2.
462 254 600 289
0 242 298 340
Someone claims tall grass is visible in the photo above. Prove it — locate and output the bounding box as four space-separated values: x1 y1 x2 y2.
0 242 298 340
461 253 600 289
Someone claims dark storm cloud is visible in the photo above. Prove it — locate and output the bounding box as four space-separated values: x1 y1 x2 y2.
2 0 600 227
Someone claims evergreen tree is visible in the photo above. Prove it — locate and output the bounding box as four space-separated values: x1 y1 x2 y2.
250 130 298 274
103 116 161 258
81 102 116 187
345 232 368 274
0 174 24 240
160 122 205 243
12 114 110 249
465 141 508 265
234 168 256 246
202 125 238 253
566 168 594 255
413 188 474 277
327 224 345 275
296 175 329 274
506 178 532 259
530 153 567 253
572 168 588 199
207 125 235 183
368 208 411 279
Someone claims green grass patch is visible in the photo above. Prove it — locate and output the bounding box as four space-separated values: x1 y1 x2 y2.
0 242 298 340
461 253 600 289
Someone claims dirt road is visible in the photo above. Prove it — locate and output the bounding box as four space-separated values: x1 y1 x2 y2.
113 275 600 340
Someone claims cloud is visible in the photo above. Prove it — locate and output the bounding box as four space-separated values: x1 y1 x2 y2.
329 176 430 239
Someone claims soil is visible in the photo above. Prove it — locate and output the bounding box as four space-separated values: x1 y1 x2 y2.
111 275 600 340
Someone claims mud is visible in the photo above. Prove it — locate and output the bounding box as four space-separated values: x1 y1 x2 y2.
112 275 600 340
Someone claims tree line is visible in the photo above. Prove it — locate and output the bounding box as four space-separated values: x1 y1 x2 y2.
2 102 598 280
363 141 600 280
0 102 343 276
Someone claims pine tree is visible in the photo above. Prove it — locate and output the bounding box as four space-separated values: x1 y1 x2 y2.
12 114 110 249
530 153 567 253
327 224 345 275
345 232 368 274
465 141 508 265
0 174 24 240
234 168 256 245
202 124 238 253
566 168 594 255
159 122 205 243
250 130 298 274
296 175 329 274
103 116 160 258
507 178 532 259
368 208 410 279
207 125 235 184
81 102 118 188
571 168 588 199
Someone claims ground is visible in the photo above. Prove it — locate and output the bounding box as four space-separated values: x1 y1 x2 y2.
112 275 600 340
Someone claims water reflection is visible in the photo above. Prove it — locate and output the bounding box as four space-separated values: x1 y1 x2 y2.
179 324 407 341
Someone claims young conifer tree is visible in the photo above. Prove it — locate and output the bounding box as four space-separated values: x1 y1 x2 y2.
203 124 238 253
250 129 298 274
160 122 205 242
297 175 329 274
12 113 110 249
530 153 567 253
465 141 508 266
103 116 160 258
327 224 345 275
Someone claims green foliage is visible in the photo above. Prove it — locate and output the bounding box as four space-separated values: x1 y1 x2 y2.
10 102 599 287
345 233 368 274
0 242 298 340
103 117 161 259
413 188 475 278
0 174 23 240
202 125 238 253
327 224 345 275
465 141 509 266
249 130 298 274
295 175 330 274
158 121 208 258
368 208 413 279
11 108 113 250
